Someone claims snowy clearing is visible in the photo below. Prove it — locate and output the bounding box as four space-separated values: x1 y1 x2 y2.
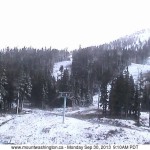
0 108 150 144
53 58 72 81
0 94 150 145
128 63 150 81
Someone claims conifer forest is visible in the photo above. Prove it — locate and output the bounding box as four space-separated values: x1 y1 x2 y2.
0 30 150 123
1 29 150 144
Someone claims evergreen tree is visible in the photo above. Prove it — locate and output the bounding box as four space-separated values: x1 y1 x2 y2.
109 69 135 118
100 83 108 117
41 83 49 109
59 65 64 79
13 71 32 112
0 68 8 111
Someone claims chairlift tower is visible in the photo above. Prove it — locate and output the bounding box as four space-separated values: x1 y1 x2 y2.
149 95 150 127
59 92 72 123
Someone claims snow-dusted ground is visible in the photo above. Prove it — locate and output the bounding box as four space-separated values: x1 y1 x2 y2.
0 115 13 125
0 94 150 145
0 109 150 144
0 108 150 144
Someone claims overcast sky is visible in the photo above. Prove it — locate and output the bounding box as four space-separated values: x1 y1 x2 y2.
0 0 150 50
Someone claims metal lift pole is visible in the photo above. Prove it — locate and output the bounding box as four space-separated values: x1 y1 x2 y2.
63 95 67 123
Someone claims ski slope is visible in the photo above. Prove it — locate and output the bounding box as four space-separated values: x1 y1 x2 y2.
0 109 150 144
53 55 72 81
128 63 150 81
0 94 150 144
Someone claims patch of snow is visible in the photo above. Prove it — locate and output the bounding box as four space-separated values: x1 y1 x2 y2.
140 112 150 127
0 115 13 124
138 28 150 43
128 63 150 81
53 55 72 81
145 57 150 65
93 94 98 108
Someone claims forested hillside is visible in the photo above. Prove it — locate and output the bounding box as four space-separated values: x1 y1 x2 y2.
71 29 150 121
0 47 69 111
1 30 150 144
0 30 150 123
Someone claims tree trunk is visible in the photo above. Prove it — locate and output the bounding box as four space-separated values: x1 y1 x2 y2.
16 92 20 114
